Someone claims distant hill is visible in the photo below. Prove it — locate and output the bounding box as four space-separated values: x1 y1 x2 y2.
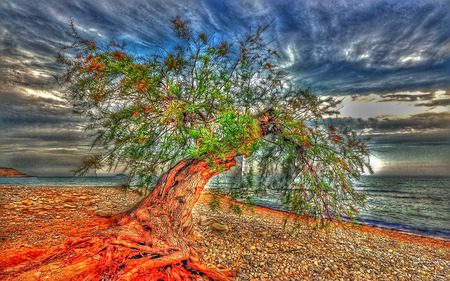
0 168 33 177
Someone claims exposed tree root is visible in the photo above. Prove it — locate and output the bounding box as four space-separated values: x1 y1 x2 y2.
2 224 233 280
0 158 236 281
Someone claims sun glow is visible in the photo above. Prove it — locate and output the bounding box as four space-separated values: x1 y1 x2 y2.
368 155 382 174
24 88 64 102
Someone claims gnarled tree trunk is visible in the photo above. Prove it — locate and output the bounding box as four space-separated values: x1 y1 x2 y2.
1 158 236 281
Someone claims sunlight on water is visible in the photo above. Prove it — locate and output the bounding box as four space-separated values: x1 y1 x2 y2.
369 155 382 174
362 155 383 175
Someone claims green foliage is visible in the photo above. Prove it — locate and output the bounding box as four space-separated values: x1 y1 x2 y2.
59 17 372 221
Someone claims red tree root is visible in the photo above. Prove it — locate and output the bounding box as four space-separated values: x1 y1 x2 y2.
1 158 237 280
1 213 234 281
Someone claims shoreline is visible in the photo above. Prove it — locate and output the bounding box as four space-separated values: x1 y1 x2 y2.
1 181 448 242
205 188 450 243
242 201 450 243
353 220 450 242
195 192 449 280
199 191 450 246
0 185 448 280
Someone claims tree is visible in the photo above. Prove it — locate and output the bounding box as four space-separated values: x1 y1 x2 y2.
3 17 371 280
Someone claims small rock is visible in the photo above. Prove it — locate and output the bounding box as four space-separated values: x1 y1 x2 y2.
200 217 219 226
211 222 228 231
95 210 112 218
21 200 32 206
83 200 94 206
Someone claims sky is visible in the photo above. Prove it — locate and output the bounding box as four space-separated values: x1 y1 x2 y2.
0 0 449 176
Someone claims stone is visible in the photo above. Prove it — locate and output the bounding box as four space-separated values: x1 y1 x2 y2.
199 217 219 226
83 200 94 206
211 222 228 231
95 210 112 218
21 200 32 206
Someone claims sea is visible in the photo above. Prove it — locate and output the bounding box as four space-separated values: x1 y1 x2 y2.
1 175 449 240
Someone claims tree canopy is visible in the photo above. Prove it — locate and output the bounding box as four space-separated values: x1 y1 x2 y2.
59 17 371 222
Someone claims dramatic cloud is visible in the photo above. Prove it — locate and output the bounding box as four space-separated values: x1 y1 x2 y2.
327 114 450 176
0 125 93 176
0 0 448 175
338 90 450 119
332 112 450 134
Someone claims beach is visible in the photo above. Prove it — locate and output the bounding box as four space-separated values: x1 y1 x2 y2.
0 185 448 280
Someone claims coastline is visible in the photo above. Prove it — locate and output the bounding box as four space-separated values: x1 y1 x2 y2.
0 185 448 280
247 202 450 243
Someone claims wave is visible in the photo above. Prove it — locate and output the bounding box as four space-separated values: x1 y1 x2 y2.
358 218 450 240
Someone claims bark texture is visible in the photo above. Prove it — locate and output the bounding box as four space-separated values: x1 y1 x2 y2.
1 158 236 281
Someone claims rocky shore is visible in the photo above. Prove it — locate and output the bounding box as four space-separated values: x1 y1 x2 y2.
0 185 448 280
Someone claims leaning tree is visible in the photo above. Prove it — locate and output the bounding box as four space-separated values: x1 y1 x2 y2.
2 17 371 280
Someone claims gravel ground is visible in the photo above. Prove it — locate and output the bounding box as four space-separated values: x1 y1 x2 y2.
0 185 448 280
193 195 449 281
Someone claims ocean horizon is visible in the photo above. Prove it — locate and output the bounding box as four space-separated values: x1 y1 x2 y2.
1 174 448 240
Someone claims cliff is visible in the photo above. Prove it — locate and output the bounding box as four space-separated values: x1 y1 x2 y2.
0 168 32 177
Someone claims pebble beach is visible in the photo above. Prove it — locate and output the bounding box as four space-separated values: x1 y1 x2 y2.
0 185 448 280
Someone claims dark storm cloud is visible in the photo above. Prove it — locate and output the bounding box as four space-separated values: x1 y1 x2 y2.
330 111 450 134
0 125 93 176
375 112 450 131
0 0 448 175
1 126 89 143
416 97 450 107
0 147 91 176
1 0 448 95
274 1 449 94
329 112 450 176
0 89 77 128
377 92 436 103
